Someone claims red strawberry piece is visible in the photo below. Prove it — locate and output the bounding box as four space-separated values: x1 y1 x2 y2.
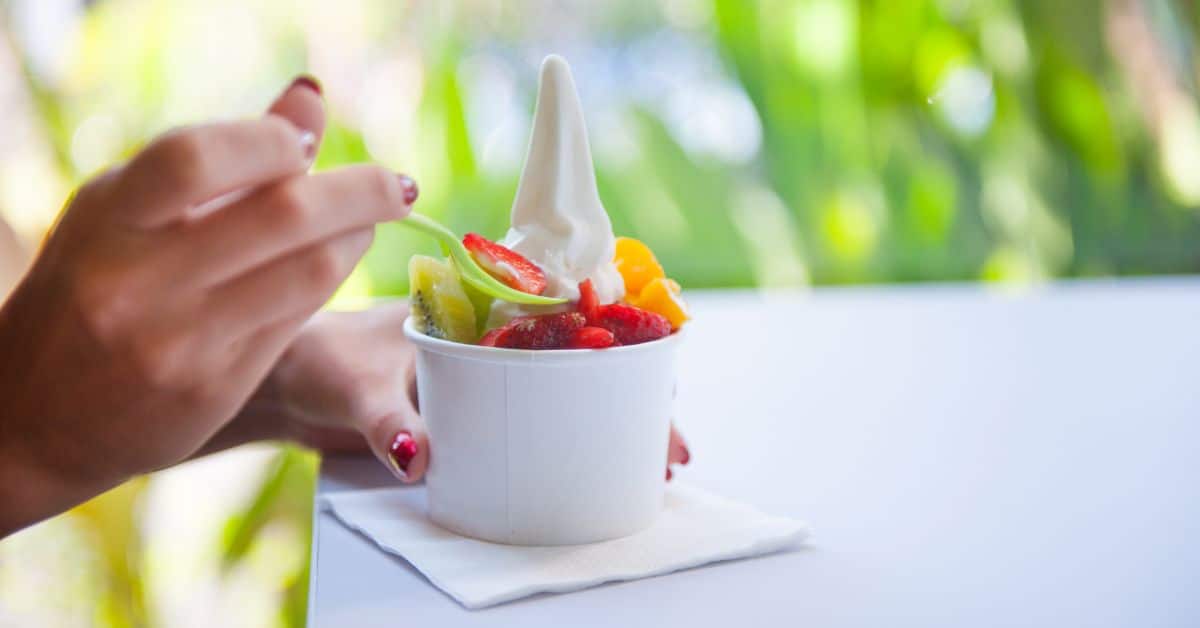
577 279 600 324
463 233 548 295
596 303 671 346
493 312 586 350
567 326 616 349
478 327 505 347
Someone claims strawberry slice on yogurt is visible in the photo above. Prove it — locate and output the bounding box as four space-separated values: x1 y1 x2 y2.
462 232 548 296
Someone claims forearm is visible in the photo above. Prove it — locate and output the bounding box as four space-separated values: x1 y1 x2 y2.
0 283 128 537
0 398 284 539
0 433 123 539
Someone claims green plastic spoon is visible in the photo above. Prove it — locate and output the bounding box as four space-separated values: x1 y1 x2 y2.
401 212 568 306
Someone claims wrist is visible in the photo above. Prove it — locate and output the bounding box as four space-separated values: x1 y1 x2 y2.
0 432 106 539
0 289 108 537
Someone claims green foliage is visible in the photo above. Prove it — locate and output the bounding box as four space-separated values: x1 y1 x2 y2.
70 479 151 628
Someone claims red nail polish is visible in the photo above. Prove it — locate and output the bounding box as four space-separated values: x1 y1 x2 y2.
291 74 322 96
666 467 673 481
388 431 417 478
397 174 419 205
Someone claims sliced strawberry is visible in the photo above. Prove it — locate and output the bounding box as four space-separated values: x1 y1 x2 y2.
596 303 671 346
462 233 547 295
577 279 600 324
492 312 586 350
567 326 616 349
478 327 505 347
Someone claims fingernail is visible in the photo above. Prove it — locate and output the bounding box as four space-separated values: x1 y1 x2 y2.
681 445 691 465
291 74 322 96
397 174 419 205
666 467 673 481
387 431 417 480
299 130 316 164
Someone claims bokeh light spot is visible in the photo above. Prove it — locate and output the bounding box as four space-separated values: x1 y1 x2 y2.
821 191 881 263
981 14 1030 77
660 0 712 30
793 0 855 79
914 27 972 98
70 114 123 177
669 81 762 164
931 66 995 137
731 184 809 287
981 245 1041 285
1159 99 1200 207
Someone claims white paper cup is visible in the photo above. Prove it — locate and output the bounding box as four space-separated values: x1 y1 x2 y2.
403 317 681 545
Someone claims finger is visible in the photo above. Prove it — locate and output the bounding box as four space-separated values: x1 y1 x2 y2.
162 165 415 288
361 403 430 484
268 75 327 160
667 424 690 466
225 312 314 416
294 426 370 453
167 77 328 222
666 424 689 481
116 116 313 228
206 227 375 336
407 367 419 412
360 354 429 483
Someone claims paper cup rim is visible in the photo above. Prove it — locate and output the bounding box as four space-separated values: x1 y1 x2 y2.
403 316 684 364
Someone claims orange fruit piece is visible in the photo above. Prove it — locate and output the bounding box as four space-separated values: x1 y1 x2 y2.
633 277 689 330
613 237 665 297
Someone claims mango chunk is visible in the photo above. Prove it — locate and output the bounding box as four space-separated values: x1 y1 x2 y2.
613 236 665 297
633 277 689 330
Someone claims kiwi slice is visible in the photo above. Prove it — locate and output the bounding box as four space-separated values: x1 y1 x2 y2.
459 273 497 336
409 255 478 343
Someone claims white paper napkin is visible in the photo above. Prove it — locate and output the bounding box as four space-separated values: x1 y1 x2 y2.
321 482 809 609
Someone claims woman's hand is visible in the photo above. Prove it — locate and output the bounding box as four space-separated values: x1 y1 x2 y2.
207 302 692 484
0 78 418 536
210 301 432 481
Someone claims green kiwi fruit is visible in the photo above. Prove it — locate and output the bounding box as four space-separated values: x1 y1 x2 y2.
409 255 478 343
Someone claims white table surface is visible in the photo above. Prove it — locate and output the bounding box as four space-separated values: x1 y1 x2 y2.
309 279 1200 626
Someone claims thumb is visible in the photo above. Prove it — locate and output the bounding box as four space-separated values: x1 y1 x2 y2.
361 402 429 484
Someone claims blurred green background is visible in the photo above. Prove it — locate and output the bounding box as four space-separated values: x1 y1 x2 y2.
1 0 1198 625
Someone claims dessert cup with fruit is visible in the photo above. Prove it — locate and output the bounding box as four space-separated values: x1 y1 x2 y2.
403 55 690 545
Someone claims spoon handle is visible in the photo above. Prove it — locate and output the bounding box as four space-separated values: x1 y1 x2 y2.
401 213 568 306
